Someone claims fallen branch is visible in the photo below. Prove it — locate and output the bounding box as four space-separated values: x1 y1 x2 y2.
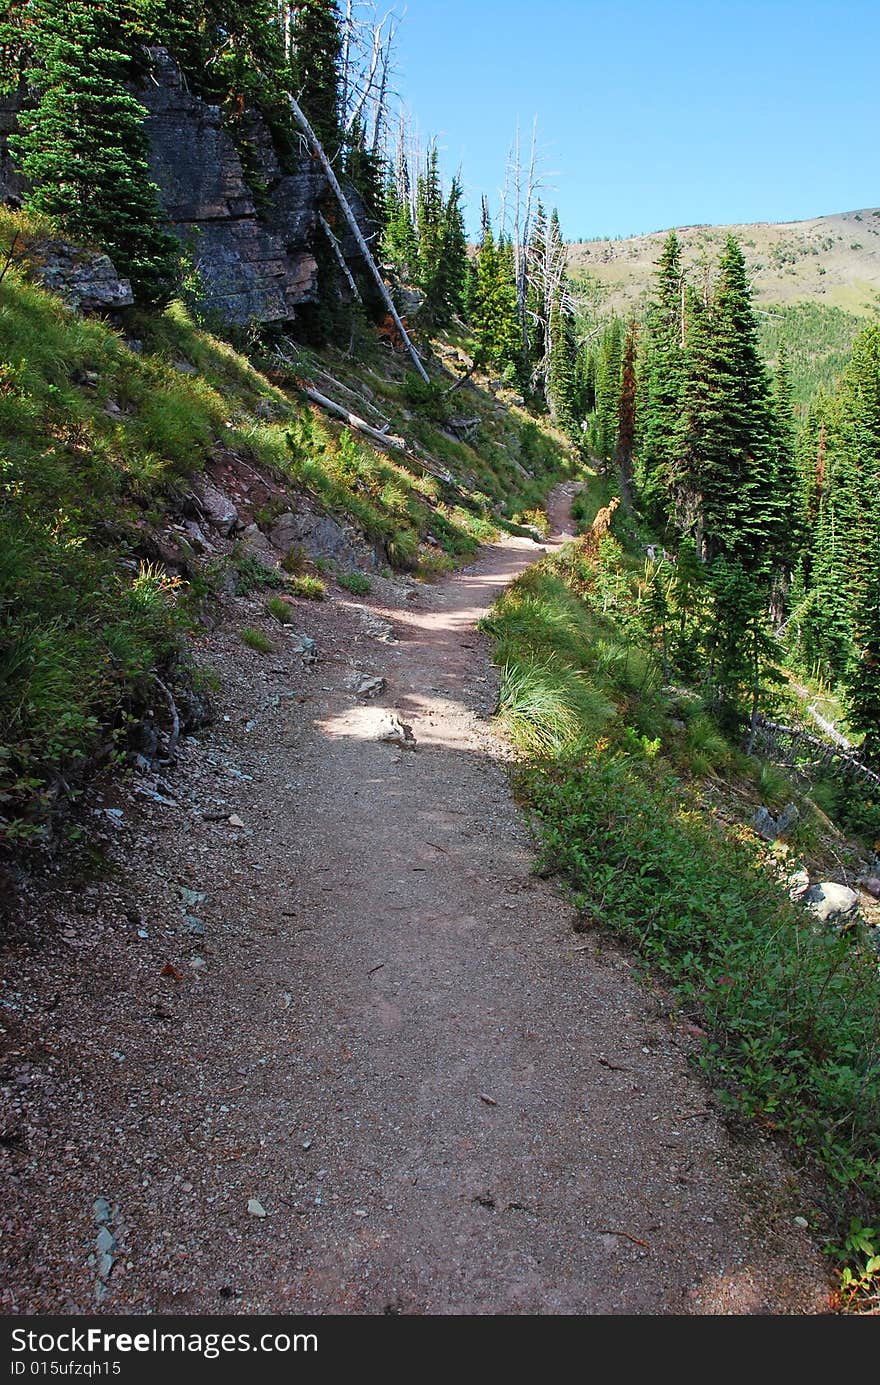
288 93 430 384
153 676 180 753
443 359 478 395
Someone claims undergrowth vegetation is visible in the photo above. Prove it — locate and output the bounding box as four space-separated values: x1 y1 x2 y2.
484 527 880 1292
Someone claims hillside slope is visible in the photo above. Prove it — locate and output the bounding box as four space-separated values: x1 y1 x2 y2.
0 209 571 848
569 208 880 316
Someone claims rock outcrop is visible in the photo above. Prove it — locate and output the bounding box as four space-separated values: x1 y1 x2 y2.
0 49 376 328
27 240 134 313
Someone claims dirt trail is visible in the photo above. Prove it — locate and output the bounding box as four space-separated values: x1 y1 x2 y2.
1 484 830 1315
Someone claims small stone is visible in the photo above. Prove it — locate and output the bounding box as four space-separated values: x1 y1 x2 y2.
356 676 385 699
228 814 245 828
247 1198 267 1218
93 1197 111 1223
752 806 778 841
377 714 417 751
137 928 149 939
775 802 800 838
182 915 205 936
96 1226 115 1254
859 876 880 900
793 1215 809 1229
176 886 207 908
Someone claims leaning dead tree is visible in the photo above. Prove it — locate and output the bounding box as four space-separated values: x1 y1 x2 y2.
287 93 430 384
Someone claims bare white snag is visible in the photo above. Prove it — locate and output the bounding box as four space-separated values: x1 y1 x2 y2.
287 93 430 383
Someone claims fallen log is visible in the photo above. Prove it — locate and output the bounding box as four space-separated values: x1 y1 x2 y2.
300 385 457 488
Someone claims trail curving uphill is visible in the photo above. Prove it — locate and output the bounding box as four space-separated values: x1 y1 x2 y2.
1 484 829 1315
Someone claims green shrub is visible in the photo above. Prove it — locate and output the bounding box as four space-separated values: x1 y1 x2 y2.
289 574 325 600
337 571 371 595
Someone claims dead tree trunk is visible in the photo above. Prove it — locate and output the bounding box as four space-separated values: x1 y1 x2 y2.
318 212 361 302
287 94 430 385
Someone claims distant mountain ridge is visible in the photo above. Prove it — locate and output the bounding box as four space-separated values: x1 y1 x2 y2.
567 209 880 316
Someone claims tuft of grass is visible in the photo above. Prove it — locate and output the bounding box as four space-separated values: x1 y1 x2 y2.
240 626 274 653
231 547 285 595
337 570 371 596
497 656 614 757
288 574 325 600
265 595 295 623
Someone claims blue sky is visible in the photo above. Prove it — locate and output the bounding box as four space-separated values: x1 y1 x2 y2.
396 0 880 238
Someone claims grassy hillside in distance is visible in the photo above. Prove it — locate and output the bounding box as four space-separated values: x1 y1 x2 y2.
567 208 880 317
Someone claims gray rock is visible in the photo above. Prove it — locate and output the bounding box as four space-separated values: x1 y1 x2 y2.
775 802 800 838
193 483 239 537
858 876 880 900
95 1226 115 1254
30 240 133 313
805 881 860 924
752 806 778 841
377 714 417 751
270 510 377 571
395 284 426 319
176 886 207 908
356 676 385 699
787 867 811 902
239 523 278 567
182 915 205 936
289 634 317 664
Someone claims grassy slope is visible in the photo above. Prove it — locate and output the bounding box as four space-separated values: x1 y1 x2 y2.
483 521 880 1303
570 209 880 403
568 207 880 316
0 209 572 843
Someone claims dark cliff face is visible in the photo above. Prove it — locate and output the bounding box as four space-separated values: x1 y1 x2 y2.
1 48 376 328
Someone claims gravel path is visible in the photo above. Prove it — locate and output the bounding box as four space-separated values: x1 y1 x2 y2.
0 484 831 1314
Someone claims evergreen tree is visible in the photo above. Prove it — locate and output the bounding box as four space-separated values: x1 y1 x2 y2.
705 236 775 569
638 231 684 516
9 0 179 305
616 317 639 497
838 325 880 757
289 0 342 153
589 318 623 463
436 176 469 321
382 175 418 279
469 202 521 382
343 117 385 228
546 294 578 438
414 144 444 307
769 345 801 569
